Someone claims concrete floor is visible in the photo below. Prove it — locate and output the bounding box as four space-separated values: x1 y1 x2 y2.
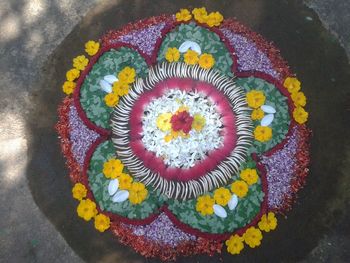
1 0 350 262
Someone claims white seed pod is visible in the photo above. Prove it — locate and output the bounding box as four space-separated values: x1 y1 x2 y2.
261 114 274 126
261 105 276 114
213 204 227 218
178 41 202 54
104 75 118 84
228 194 238 210
112 190 129 203
108 179 119 196
99 79 112 93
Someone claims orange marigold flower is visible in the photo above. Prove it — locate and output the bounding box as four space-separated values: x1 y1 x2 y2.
231 180 249 198
104 93 119 107
243 227 263 248
176 9 192 22
94 214 110 232
196 195 215 216
184 50 199 65
198 53 215 69
284 77 301 94
251 108 264 120
129 182 148 204
254 126 272 142
258 212 277 232
103 159 124 179
165 47 180 62
240 168 259 185
226 234 244 255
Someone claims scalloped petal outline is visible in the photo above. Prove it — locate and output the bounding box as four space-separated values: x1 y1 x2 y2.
57 14 311 251
72 42 153 136
81 136 268 240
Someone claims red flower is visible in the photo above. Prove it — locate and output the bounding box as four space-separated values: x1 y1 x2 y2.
170 111 193 133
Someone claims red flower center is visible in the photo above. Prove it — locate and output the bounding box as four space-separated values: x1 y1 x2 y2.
170 111 193 134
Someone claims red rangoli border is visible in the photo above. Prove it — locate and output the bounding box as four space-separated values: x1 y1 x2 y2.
55 97 82 183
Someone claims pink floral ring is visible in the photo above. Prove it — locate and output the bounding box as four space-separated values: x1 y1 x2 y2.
128 77 237 183
112 64 250 199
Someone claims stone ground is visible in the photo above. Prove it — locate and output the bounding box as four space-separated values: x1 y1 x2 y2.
0 0 349 262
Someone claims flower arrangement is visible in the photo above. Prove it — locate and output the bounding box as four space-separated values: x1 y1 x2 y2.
56 7 311 261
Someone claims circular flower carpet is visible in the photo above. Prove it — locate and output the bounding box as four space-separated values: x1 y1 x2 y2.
56 7 311 261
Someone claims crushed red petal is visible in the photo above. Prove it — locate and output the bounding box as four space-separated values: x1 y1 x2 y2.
110 221 222 261
55 97 82 183
101 15 174 47
220 18 292 80
170 111 193 133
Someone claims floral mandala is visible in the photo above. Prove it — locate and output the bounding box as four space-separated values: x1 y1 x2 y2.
56 7 311 261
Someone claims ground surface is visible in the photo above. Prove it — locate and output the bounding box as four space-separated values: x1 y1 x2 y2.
0 0 350 262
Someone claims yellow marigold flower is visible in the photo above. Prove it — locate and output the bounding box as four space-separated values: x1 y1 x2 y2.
206 12 224 27
73 55 89 71
156 112 172 132
213 187 231 206
104 93 119 107
196 195 215 216
94 214 110 232
246 90 266 109
164 130 190 142
164 130 177 142
240 168 259 185
293 107 308 124
85 40 100 56
118 67 136 84
119 173 133 190
77 199 97 221
226 234 244 255
129 182 148 205
254 126 272 142
258 212 277 232
164 133 172 142
184 50 199 65
176 105 189 113
62 81 76 95
179 130 190 138
243 227 263 248
251 108 264 120
103 159 124 179
165 47 180 62
198 53 215 69
284 77 301 94
72 183 87 201
112 81 130 96
192 7 208 23
66 68 80 81
192 114 206 132
176 9 192 22
231 180 249 198
291 91 306 107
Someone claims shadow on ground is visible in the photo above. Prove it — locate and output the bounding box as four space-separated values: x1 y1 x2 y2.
26 0 350 262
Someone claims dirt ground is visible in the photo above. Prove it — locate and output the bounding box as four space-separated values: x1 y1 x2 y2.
1 0 350 262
